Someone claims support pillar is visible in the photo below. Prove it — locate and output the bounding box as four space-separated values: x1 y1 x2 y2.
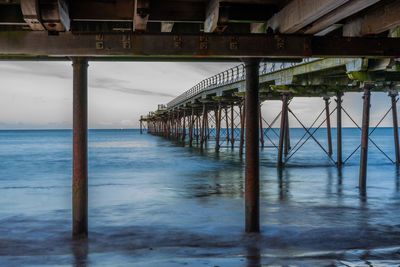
277 94 288 168
324 97 333 155
390 91 400 166
359 84 372 189
240 100 245 156
200 104 206 147
215 104 222 151
336 91 343 167
231 103 235 148
72 57 88 239
243 58 260 233
182 109 186 141
225 108 230 143
259 104 264 148
189 107 194 146
284 109 290 155
140 116 143 134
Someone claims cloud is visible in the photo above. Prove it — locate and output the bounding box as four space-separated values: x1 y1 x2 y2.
0 62 71 80
90 77 175 97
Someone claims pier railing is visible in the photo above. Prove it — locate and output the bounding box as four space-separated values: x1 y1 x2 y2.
166 59 315 109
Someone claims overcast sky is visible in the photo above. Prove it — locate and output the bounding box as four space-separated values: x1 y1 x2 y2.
0 61 396 129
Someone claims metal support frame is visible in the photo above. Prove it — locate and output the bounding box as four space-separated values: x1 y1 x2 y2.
243 58 260 233
72 57 88 239
359 85 372 190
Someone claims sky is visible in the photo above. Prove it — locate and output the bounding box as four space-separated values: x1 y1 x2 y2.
0 61 396 129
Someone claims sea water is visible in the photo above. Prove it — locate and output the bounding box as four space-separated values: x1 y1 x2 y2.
0 128 400 266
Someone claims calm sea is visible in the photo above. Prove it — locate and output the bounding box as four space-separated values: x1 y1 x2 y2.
1 129 400 266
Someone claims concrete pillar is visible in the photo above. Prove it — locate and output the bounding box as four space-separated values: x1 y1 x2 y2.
359 84 372 189
72 57 88 239
243 58 261 233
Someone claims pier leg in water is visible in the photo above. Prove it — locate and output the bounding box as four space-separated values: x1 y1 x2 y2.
277 94 288 168
140 116 143 134
259 104 264 148
284 104 290 155
390 90 400 166
200 103 206 147
189 108 194 147
359 84 372 190
215 103 222 151
72 57 88 239
324 96 333 155
225 107 230 143
243 58 261 233
240 100 246 156
336 91 343 167
182 109 186 141
231 103 235 148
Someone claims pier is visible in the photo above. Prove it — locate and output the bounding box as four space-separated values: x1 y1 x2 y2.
1 0 400 240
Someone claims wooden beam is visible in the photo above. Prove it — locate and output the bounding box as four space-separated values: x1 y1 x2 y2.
0 32 400 58
134 0 150 31
20 0 45 30
268 0 349 34
204 0 220 32
41 0 70 31
304 0 380 35
343 0 400 36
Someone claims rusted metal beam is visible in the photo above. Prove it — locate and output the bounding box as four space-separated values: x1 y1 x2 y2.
359 84 372 190
324 96 333 155
244 58 260 233
2 32 400 58
72 57 88 239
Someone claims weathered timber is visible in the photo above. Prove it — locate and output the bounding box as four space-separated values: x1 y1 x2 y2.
268 0 349 34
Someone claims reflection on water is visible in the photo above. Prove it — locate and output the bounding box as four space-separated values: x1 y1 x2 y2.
0 129 400 266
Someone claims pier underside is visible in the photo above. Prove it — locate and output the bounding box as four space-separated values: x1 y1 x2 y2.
2 0 400 237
